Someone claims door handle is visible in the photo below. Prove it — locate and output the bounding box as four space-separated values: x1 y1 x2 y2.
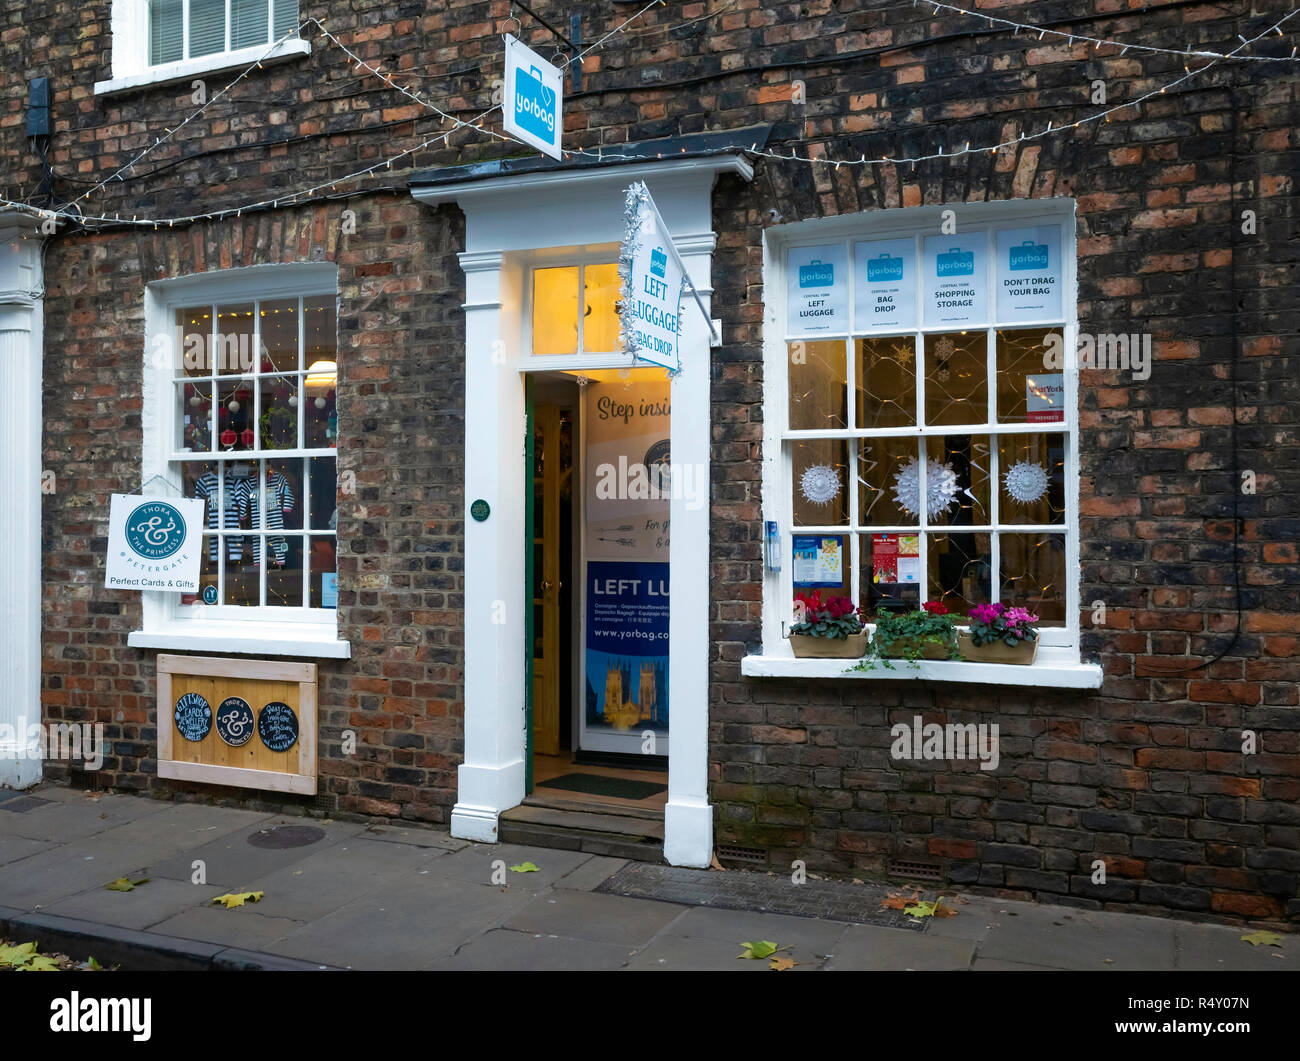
541 580 562 592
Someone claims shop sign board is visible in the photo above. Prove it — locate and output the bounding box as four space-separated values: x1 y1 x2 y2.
922 234 988 328
502 35 563 160
105 494 205 593
996 226 1063 322
786 243 848 336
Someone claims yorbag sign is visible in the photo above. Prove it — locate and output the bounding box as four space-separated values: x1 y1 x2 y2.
786 244 848 336
105 494 205 593
503 34 563 160
619 182 686 371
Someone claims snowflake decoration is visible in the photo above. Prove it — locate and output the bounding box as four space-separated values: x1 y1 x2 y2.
936 366 950 383
935 336 956 358
800 464 841 505
893 457 959 520
895 344 914 367
1003 460 1050 505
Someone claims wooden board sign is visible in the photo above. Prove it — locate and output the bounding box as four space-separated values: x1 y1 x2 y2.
156 655 317 795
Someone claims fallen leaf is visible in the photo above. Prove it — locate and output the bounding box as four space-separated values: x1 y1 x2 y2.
769 956 797 971
87 956 103 971
212 891 264 909
104 877 150 892
709 853 726 871
738 940 779 960
509 861 539 873
25 955 60 972
1241 931 1282 947
0 942 38 968
881 890 921 910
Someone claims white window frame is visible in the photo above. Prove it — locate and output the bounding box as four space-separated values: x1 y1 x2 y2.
520 248 629 371
744 198 1102 688
129 261 350 659
95 0 311 98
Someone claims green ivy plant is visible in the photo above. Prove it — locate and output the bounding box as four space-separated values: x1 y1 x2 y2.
848 602 960 672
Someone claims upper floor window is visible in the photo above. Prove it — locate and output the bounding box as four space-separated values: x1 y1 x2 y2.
531 262 621 355
149 0 300 65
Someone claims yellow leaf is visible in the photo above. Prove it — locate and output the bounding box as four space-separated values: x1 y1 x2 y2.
1241 931 1282 947
769 956 797 971
212 891 264 909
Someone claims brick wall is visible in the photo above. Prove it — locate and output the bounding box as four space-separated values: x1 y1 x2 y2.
3 1 1297 919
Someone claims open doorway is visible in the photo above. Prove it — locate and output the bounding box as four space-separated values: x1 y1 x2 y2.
525 368 671 819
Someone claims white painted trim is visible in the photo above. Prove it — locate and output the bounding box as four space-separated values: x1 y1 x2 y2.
128 629 351 658
740 652 1103 688
0 212 46 788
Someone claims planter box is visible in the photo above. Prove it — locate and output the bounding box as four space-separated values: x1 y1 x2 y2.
789 631 869 659
958 631 1037 665
876 635 955 660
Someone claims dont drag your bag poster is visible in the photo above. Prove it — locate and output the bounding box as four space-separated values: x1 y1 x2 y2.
582 377 671 754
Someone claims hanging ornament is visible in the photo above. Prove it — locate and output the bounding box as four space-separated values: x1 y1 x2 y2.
220 427 237 448
935 336 956 358
189 393 202 407
799 464 841 506
241 428 255 448
228 398 240 413
288 394 298 407
314 396 327 410
1004 460 1050 504
893 456 959 520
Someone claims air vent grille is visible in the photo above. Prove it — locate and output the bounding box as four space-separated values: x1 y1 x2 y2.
887 858 944 881
716 844 768 866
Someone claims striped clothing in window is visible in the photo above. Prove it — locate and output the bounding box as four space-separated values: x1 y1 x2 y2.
240 472 295 565
193 471 245 562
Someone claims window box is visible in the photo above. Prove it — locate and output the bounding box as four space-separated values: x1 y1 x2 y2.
788 632 868 659
956 630 1037 665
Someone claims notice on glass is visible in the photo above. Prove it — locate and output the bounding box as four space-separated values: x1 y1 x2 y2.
854 239 916 332
872 533 920 585
787 244 848 336
996 226 1062 323
792 535 844 588
1026 372 1065 423
922 234 988 328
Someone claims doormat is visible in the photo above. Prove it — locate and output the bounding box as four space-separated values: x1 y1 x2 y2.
539 773 668 801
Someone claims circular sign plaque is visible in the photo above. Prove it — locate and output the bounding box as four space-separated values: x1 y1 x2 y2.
126 501 187 561
258 702 299 753
174 693 212 742
201 584 218 605
470 499 490 522
215 696 255 747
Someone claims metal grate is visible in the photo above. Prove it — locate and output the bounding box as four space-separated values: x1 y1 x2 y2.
312 792 336 814
716 844 768 866
887 858 944 882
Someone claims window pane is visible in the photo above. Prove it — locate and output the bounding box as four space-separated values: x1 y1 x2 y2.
215 303 255 376
532 267 579 354
999 432 1066 525
231 0 269 49
149 0 183 64
787 340 846 430
310 535 338 609
997 327 1065 424
308 457 337 530
583 263 620 352
304 371 336 448
859 533 920 612
856 336 916 428
175 305 212 377
791 439 848 526
928 531 992 616
924 435 991 526
792 534 850 596
857 436 919 527
179 381 212 452
217 380 255 451
189 0 228 57
272 0 299 38
182 460 223 597
260 299 299 373
259 377 298 449
999 532 1067 625
924 331 987 426
304 294 335 362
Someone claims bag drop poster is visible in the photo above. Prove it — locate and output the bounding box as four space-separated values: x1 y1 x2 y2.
585 561 670 740
854 238 916 332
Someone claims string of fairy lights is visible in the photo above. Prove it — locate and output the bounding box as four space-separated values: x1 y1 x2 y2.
1 4 1296 230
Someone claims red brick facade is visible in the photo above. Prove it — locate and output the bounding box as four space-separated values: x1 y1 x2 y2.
3 1 1297 922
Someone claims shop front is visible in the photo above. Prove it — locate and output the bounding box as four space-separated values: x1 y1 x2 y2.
410 133 757 866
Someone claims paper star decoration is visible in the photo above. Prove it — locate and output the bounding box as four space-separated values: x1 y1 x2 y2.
800 464 841 505
1004 460 1050 504
893 457 959 520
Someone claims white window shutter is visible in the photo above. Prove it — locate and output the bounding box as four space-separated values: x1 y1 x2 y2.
148 0 184 64
272 0 299 39
231 0 270 50
189 0 227 58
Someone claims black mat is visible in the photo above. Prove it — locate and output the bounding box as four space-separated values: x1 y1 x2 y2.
538 772 667 800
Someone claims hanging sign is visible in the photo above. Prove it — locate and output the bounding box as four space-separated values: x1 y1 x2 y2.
786 244 848 336
619 182 690 371
106 494 205 593
503 34 563 160
922 234 988 328
996 226 1062 322
854 239 916 332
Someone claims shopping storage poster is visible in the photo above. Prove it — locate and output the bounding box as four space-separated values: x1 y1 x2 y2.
582 377 672 752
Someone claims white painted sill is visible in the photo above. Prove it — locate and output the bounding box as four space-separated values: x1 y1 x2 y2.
95 39 312 97
741 646 1103 688
129 620 350 659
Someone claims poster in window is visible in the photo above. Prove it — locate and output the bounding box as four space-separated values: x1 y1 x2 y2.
873 533 920 585
792 535 845 588
786 244 848 336
853 239 916 332
1026 372 1065 423
584 561 669 741
922 234 988 328
996 226 1062 323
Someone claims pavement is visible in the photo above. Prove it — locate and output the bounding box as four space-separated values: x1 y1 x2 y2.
0 784 1296 972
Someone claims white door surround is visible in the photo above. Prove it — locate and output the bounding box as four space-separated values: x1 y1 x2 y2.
0 212 48 789
412 152 753 866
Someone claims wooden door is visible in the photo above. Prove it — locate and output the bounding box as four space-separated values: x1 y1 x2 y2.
531 405 562 756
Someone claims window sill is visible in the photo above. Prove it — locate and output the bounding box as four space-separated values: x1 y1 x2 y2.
740 647 1102 688
129 622 350 659
95 39 312 97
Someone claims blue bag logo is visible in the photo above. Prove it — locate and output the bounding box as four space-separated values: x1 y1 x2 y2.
866 253 903 282
798 259 834 288
514 64 556 141
126 501 186 560
1009 239 1049 271
936 247 974 277
650 246 667 278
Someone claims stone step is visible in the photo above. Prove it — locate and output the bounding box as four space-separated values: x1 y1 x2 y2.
502 803 664 838
522 792 665 822
499 804 666 863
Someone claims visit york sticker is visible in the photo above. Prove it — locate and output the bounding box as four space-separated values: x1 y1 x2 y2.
996 225 1063 323
786 244 848 337
922 234 989 328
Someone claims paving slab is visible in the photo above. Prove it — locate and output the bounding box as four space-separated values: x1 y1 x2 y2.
0 834 56 866
356 822 470 851
1174 921 1300 970
921 895 1000 942
976 902 1177 971
623 935 793 971
147 818 365 887
0 792 171 841
553 855 628 892
0 835 187 908
42 877 224 931
97 802 275 847
148 905 308 950
270 874 536 969
970 957 1063 971
663 904 849 958
424 928 634 971
434 842 594 890
826 923 976 970
504 889 686 947
238 837 447 921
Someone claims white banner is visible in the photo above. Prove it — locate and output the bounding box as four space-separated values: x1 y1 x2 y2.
786 243 848 336
105 494 205 592
619 182 686 371
502 34 563 160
